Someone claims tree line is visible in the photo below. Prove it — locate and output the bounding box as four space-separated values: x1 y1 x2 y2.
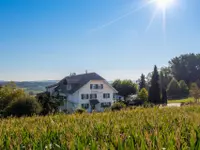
112 53 200 105
1 53 200 116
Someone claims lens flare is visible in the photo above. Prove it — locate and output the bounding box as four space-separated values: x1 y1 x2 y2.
156 0 174 9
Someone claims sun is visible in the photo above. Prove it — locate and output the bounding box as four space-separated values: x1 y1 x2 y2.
156 0 174 9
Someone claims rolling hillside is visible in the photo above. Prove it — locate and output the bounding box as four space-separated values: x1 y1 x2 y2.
0 80 58 94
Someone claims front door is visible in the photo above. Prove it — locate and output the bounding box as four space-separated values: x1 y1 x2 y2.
89 99 100 112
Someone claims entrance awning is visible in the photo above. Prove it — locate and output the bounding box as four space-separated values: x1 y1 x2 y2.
89 99 100 105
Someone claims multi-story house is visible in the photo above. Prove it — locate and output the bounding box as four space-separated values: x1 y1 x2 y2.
46 72 118 112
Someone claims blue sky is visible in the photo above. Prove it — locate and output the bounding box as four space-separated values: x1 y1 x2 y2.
0 0 199 81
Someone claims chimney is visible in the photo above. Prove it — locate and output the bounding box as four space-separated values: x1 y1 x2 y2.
85 70 88 74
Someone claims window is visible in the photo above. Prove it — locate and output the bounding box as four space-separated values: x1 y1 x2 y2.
90 94 97 99
82 103 89 109
101 102 111 108
100 84 103 89
103 93 110 99
90 84 103 89
81 94 89 100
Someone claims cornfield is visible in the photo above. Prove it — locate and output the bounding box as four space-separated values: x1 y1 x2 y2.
1 106 200 150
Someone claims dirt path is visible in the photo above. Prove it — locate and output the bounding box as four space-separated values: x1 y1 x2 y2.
167 103 181 107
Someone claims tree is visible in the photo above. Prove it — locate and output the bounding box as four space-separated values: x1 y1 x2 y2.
160 71 164 91
0 82 26 111
179 80 189 97
37 92 63 115
196 79 200 88
148 66 161 104
112 79 121 93
169 53 200 84
4 96 42 117
112 79 137 99
190 83 200 102
160 67 172 89
161 88 168 104
138 88 148 102
139 74 146 91
167 78 181 99
146 72 153 90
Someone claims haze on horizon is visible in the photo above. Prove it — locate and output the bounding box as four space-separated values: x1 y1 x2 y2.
0 0 199 81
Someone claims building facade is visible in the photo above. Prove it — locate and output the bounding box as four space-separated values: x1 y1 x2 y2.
46 72 118 113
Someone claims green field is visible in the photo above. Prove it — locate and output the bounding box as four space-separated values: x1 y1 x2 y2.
1 106 200 149
168 97 194 103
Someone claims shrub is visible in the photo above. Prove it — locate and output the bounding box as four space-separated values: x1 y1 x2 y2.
143 101 155 108
4 97 42 117
75 108 86 114
111 102 125 111
104 107 111 112
138 88 148 102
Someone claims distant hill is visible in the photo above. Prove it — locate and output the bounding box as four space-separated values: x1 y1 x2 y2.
0 80 58 94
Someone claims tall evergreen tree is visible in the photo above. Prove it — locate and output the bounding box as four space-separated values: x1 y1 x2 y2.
148 65 161 104
139 74 146 91
160 71 164 92
161 88 168 104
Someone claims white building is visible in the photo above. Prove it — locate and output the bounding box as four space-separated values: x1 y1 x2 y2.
46 72 118 113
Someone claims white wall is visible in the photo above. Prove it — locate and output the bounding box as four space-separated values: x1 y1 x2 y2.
77 80 116 112
54 80 117 112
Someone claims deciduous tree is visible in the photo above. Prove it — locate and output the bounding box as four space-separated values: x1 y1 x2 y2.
169 53 200 84
138 88 148 102
179 80 189 97
167 78 181 99
190 83 200 102
112 79 137 99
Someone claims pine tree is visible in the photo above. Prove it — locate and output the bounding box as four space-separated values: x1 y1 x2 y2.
160 71 164 93
161 88 168 104
148 65 161 104
139 74 146 91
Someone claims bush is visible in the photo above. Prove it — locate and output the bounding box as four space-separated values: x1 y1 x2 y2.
181 101 200 106
4 97 42 117
138 88 148 102
143 101 155 108
104 107 111 112
111 102 125 111
75 108 86 114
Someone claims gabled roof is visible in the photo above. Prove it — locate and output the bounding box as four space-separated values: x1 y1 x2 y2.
46 72 106 94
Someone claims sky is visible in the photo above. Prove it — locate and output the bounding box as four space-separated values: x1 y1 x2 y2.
0 0 200 81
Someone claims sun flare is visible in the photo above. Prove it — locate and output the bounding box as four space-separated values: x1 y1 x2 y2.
156 0 174 9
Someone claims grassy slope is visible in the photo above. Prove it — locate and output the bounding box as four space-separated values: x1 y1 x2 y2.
168 97 194 103
1 106 200 149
